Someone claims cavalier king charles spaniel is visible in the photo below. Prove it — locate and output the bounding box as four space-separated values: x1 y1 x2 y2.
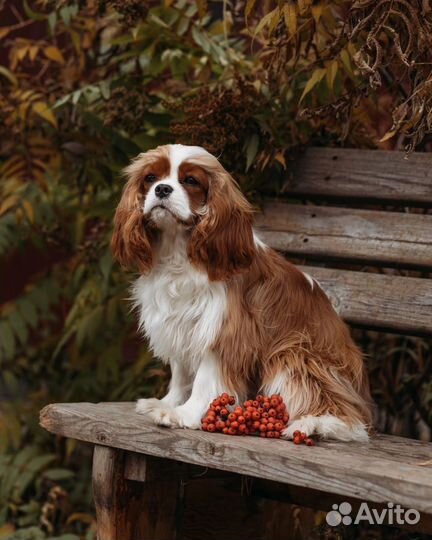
112 144 373 441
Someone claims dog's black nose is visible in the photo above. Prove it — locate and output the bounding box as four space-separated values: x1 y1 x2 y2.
155 183 173 199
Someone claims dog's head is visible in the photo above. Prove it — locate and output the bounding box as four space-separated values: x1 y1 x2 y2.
111 144 255 280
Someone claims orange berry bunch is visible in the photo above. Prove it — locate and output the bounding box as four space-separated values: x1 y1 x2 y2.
201 393 289 439
292 430 314 446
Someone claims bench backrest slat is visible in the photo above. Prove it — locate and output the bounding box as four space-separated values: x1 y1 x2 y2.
300 266 432 336
285 148 432 206
256 202 432 270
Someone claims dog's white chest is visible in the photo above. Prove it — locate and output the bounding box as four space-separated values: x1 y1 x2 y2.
132 265 226 369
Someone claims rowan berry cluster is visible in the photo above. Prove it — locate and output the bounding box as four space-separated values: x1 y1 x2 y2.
201 393 290 439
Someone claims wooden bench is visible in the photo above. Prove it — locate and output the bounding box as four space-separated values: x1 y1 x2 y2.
40 147 432 539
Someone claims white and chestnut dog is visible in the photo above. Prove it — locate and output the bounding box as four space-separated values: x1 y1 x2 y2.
111 144 372 441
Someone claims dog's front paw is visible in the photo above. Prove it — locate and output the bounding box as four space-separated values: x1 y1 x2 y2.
136 397 163 414
145 405 201 429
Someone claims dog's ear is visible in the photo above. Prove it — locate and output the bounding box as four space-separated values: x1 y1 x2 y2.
188 165 255 281
111 161 153 274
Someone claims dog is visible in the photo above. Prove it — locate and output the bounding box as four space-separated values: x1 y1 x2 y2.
111 144 372 441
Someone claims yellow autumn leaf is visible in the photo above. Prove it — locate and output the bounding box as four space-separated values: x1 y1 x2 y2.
32 101 58 127
298 0 311 15
0 523 15 539
17 47 29 61
245 0 257 19
253 7 279 37
22 201 34 223
44 45 65 64
0 196 18 216
326 60 338 90
340 49 353 77
196 0 207 19
29 46 39 61
300 67 326 102
283 3 297 37
379 129 397 143
0 27 10 39
311 4 323 23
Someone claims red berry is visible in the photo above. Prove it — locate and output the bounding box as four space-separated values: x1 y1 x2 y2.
259 424 267 432
216 420 225 430
253 421 260 430
270 398 279 407
220 408 229 417
238 424 247 434
229 396 236 405
237 415 246 424
202 422 208 431
261 411 269 419
260 432 266 438
300 432 307 441
220 396 228 405
261 417 268 425
267 431 275 438
263 402 270 410
283 414 289 423
252 400 259 408
222 427 229 434
268 409 277 417
274 422 284 431
252 411 260 420
293 430 301 438
267 423 275 432
244 411 252 420
305 438 314 446
256 394 264 402
228 413 236 422
207 423 216 432
274 431 281 438
244 400 253 408
228 427 237 435
293 436 302 444
234 407 243 416
231 421 239 429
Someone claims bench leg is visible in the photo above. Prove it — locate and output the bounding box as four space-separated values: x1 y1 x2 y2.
92 445 179 540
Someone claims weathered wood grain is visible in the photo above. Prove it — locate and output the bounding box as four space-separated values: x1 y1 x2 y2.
299 265 432 335
284 147 432 205
255 201 432 269
92 446 178 540
40 402 432 514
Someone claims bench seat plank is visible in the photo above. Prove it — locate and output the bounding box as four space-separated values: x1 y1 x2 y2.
300 266 432 335
40 402 432 514
285 148 432 205
256 202 432 270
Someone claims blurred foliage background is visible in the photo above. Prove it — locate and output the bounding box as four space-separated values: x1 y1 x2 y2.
0 0 431 538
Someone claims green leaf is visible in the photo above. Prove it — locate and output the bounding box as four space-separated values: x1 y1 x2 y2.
245 134 259 172
17 298 38 329
0 322 15 359
299 67 327 102
7 310 28 346
43 468 75 481
23 0 46 21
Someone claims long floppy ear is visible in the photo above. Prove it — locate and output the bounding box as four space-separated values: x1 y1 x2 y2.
188 166 255 281
111 165 153 274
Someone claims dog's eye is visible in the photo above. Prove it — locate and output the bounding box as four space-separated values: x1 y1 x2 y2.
183 176 198 186
145 174 156 182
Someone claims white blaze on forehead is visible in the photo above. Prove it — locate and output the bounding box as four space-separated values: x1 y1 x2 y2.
168 144 213 174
